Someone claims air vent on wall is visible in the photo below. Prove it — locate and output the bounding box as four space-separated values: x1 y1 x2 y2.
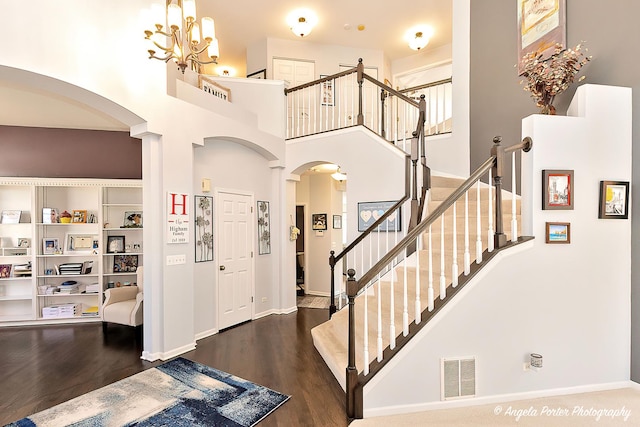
441 356 476 400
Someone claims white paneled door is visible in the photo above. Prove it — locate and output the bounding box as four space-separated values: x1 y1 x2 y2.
217 190 254 330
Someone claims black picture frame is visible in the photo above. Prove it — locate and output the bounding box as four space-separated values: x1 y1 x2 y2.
107 235 125 253
312 213 327 230
113 254 138 273
598 180 630 219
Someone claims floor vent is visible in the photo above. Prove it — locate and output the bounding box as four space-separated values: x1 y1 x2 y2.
441 356 476 400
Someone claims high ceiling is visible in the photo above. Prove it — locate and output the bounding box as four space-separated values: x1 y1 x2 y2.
0 1 452 131
199 0 452 76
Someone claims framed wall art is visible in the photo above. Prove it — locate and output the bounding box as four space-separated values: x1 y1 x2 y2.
543 169 573 210
516 0 566 74
545 222 570 244
320 75 334 106
333 215 342 229
195 195 213 262
357 201 401 232
123 211 143 228
42 238 60 255
107 235 125 253
72 209 87 223
257 201 271 255
598 180 630 219
312 213 327 231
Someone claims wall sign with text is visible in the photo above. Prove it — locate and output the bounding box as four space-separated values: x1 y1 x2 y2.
167 192 190 244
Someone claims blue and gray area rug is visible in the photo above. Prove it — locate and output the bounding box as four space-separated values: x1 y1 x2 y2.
9 357 290 427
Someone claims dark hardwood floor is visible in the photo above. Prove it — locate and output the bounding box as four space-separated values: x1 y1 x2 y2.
0 309 348 426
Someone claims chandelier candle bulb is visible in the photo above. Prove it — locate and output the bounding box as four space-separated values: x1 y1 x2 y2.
208 38 219 60
167 4 182 30
201 17 215 41
183 0 197 21
191 23 201 44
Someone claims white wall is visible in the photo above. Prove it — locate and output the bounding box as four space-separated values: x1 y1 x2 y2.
362 85 632 417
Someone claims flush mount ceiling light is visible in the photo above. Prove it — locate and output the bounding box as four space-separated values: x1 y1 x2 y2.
286 8 318 38
144 0 220 73
405 24 434 51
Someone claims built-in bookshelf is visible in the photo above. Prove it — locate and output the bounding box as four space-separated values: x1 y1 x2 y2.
0 178 142 326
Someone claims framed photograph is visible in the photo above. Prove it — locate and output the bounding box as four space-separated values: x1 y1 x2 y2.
195 195 213 262
517 0 566 74
257 201 271 255
17 238 30 248
312 213 327 231
42 238 59 255
333 215 342 229
0 264 11 278
42 208 58 224
113 255 138 273
247 69 266 79
107 235 126 253
543 169 573 210
599 181 630 219
65 233 99 254
320 75 334 106
198 75 231 102
357 201 402 232
72 210 87 223
545 222 570 244
123 211 143 228
1 210 21 224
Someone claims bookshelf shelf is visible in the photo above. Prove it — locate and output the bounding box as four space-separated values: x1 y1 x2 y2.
0 178 142 327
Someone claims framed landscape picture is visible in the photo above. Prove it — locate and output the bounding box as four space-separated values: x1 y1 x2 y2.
599 180 629 219
545 222 570 244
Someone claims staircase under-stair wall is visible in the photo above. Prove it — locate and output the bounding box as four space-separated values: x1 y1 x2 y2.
311 84 632 419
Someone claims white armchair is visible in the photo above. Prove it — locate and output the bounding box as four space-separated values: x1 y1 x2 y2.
102 266 143 335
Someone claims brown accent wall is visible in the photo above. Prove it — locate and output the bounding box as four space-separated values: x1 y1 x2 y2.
0 125 141 179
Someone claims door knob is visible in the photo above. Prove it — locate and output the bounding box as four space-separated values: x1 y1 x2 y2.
219 265 226 270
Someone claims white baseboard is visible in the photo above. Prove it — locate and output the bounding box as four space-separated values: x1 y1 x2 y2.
363 381 634 418
195 328 218 341
141 342 197 362
254 306 298 319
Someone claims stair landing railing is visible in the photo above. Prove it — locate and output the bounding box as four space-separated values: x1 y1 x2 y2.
344 136 533 419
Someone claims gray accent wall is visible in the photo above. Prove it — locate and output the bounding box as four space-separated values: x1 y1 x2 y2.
470 0 640 381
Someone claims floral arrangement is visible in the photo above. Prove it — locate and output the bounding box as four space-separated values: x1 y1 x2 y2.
520 43 592 114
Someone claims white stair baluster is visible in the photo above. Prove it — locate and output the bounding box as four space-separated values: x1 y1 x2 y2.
415 235 421 324
463 191 471 275
439 214 446 299
377 269 382 362
332 78 336 130
476 180 483 263
402 254 409 336
389 254 396 350
428 224 434 311
363 281 369 375
511 151 518 242
488 168 495 252
451 202 458 287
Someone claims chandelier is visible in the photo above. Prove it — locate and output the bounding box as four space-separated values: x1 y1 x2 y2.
145 0 219 73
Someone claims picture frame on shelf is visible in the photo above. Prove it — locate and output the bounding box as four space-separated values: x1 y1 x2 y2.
17 238 30 248
65 233 99 254
247 69 266 79
0 264 11 278
1 210 21 224
312 213 327 231
107 235 126 253
72 210 87 223
333 215 342 229
545 222 570 244
42 208 58 224
516 0 566 75
357 201 402 232
113 254 138 273
599 180 630 219
42 238 60 255
543 169 573 210
123 211 143 228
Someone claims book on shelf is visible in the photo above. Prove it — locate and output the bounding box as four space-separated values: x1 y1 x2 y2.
13 262 32 277
81 306 99 317
42 303 79 319
85 283 100 293
81 261 93 275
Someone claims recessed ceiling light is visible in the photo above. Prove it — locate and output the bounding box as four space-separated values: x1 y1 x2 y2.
344 24 352 30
